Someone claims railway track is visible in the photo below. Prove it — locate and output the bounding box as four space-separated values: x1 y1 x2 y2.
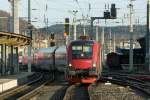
100 75 150 98
114 76 150 97
63 72 150 100
1 71 149 100
63 84 90 100
73 84 90 100
17 75 54 100
30 81 68 100
22 71 68 100
0 72 54 100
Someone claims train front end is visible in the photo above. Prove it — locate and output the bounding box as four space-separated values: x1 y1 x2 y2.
66 39 101 84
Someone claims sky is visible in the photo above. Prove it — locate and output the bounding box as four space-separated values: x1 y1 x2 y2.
0 0 147 28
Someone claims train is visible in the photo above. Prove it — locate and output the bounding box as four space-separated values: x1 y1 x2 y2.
106 52 122 70
106 37 145 70
19 36 102 84
106 48 145 70
65 36 102 84
19 46 67 72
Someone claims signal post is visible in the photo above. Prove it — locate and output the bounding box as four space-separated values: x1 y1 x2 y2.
64 18 70 45
90 4 117 67
147 0 150 71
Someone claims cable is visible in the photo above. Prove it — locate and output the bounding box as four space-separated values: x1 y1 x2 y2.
48 0 76 8
34 0 41 7
74 0 84 17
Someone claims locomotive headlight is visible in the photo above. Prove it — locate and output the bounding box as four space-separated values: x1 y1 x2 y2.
69 63 72 67
93 62 96 67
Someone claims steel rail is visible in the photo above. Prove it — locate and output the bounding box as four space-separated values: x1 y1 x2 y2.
101 76 150 98
17 73 55 100
0 73 43 99
63 84 90 100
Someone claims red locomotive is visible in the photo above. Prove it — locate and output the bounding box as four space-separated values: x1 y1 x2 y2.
66 36 102 84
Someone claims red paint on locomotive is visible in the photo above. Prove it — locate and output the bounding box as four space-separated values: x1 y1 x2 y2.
66 37 102 84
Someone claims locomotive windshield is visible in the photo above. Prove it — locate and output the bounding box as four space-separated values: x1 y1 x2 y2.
72 43 93 59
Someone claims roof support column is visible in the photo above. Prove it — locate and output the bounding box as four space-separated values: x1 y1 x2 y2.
2 44 6 76
10 45 14 74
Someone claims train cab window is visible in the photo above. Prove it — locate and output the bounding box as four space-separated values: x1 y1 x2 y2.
72 45 92 59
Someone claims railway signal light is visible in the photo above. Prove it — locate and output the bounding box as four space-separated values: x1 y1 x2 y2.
64 32 67 37
51 33 54 40
103 4 117 19
64 18 70 36
50 33 55 46
111 4 117 18
104 11 111 19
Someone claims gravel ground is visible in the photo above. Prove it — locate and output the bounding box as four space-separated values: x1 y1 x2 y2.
88 82 146 100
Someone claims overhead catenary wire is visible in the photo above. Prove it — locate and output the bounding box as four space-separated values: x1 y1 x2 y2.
74 0 84 17
17 0 147 27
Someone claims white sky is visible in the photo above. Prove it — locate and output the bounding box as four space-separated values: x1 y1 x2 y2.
0 0 147 28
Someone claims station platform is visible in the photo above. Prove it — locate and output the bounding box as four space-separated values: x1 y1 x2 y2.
0 72 34 93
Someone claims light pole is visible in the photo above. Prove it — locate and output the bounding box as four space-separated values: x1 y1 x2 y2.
128 0 135 72
8 0 20 34
96 21 99 41
68 10 78 40
28 0 32 72
101 26 105 65
147 0 150 71
8 0 20 74
73 10 78 40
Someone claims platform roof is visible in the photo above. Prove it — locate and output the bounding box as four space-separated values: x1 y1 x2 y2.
0 31 31 46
